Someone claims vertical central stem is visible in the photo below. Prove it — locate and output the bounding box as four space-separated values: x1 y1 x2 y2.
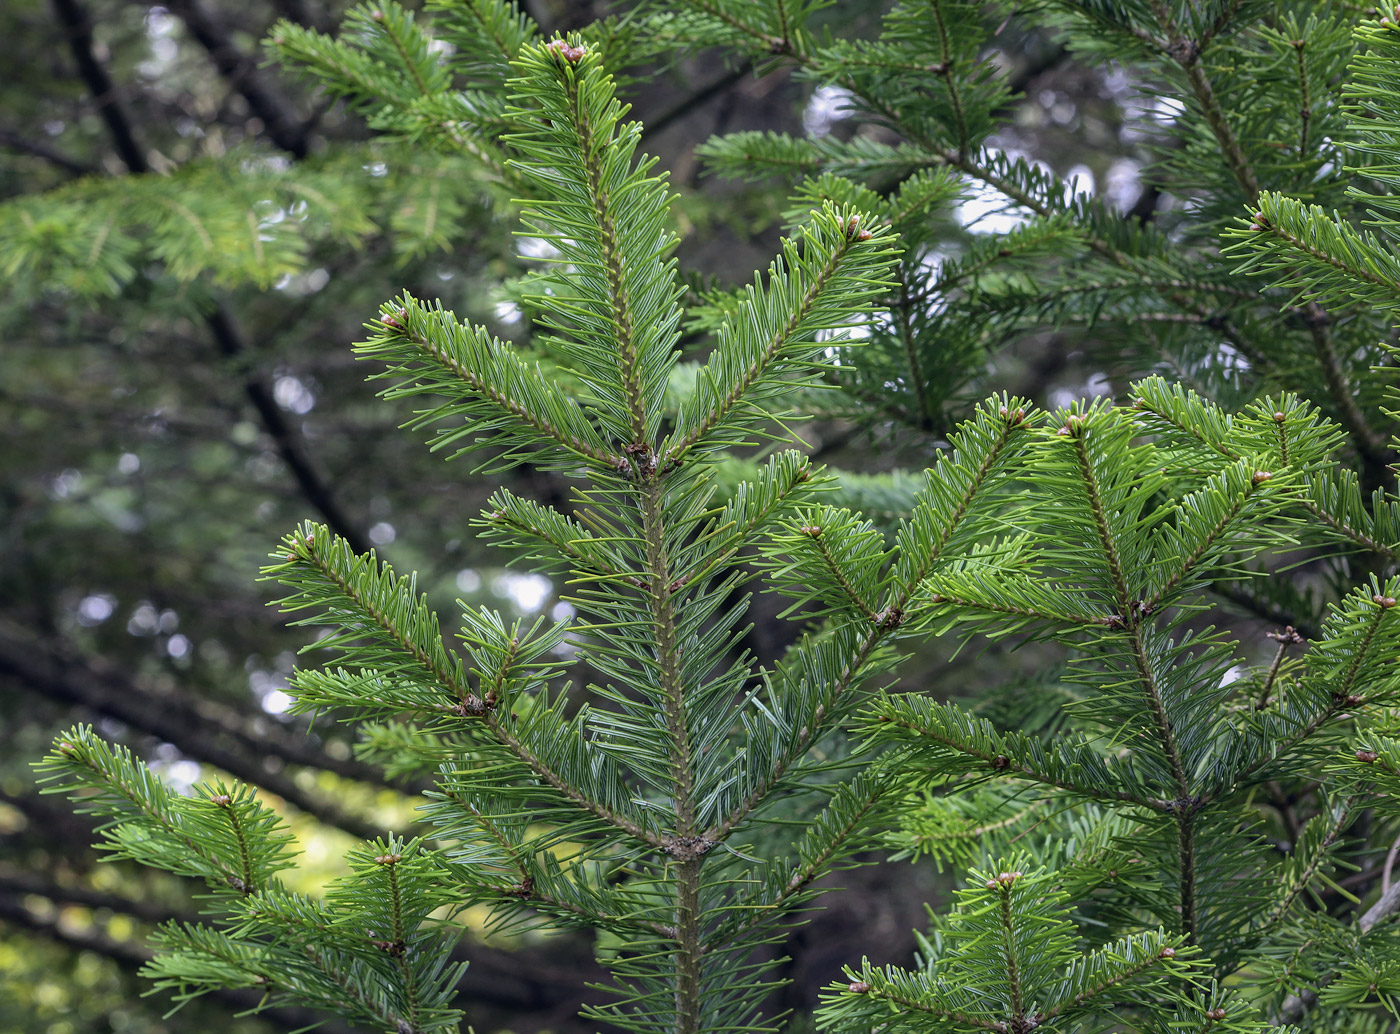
641 479 696 833
563 50 702 1032
640 477 702 1033
997 884 1024 1020
1070 431 1196 941
675 858 702 1034
1177 808 1197 945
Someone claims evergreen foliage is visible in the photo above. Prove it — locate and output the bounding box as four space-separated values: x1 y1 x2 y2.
29 2 1400 1034
0 148 484 298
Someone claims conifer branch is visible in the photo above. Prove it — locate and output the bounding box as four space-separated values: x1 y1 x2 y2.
1248 215 1400 295
1276 877 1400 1023
374 306 621 469
895 409 1024 596
1065 431 1135 620
304 942 416 1033
713 409 1030 839
462 0 521 63
1198 0 1245 52
378 11 434 97
640 481 697 836
928 590 1111 629
877 709 1170 811
1336 599 1390 703
670 456 813 590
1136 391 1396 559
1260 804 1351 930
1233 209 1392 474
1036 951 1171 1021
509 78 716 1033
487 505 645 589
1256 629 1302 711
519 882 678 940
36 9 1400 1032
298 547 467 704
674 858 703 1034
563 63 649 446
1304 487 1400 561
1295 38 1312 159
1145 0 1260 201
715 66 1260 366
1143 470 1266 613
684 0 787 54
897 805 1035 858
930 0 970 155
707 628 885 842
995 880 1026 1020
0 892 354 1034
1176 811 1198 944
1127 623 1191 803
481 709 663 849
55 746 231 878
860 989 1008 1032
712 777 890 952
920 144 1264 360
444 790 532 883
1229 598 1395 792
39 730 297 899
807 528 882 623
451 807 680 940
218 797 257 896
1064 422 1196 934
667 225 859 464
290 541 660 848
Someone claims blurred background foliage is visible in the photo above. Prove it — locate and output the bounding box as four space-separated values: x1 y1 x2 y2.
0 1 1233 1031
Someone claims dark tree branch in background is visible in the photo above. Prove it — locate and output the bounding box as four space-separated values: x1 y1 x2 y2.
0 870 209 928
6 791 106 859
0 126 96 175
0 626 389 842
50 0 149 174
642 62 755 142
1303 303 1393 493
205 301 374 555
162 0 313 158
0 866 616 1028
0 889 362 1034
54 0 371 557
266 0 329 32
0 619 406 790
1211 582 1320 642
1004 44 1070 99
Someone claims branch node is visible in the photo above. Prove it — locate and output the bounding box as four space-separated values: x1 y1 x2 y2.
661 835 716 861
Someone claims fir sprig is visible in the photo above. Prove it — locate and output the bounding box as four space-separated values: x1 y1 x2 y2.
818 862 1199 1034
34 3 1400 1033
37 726 296 897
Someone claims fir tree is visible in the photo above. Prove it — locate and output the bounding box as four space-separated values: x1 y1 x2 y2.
33 3 1400 1034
